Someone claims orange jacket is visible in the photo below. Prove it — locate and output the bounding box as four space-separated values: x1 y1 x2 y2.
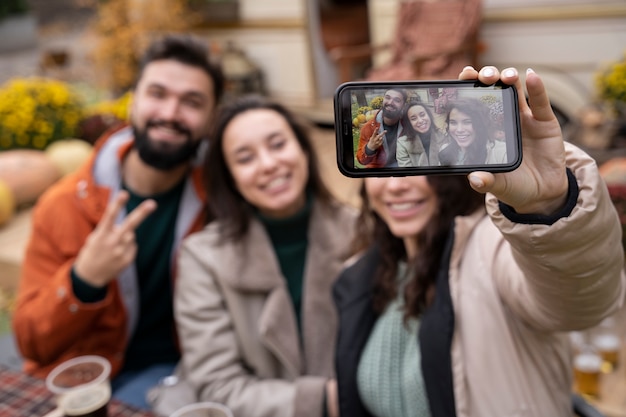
356 110 404 168
12 125 207 378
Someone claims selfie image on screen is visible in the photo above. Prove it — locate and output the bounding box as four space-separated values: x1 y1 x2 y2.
337 82 521 176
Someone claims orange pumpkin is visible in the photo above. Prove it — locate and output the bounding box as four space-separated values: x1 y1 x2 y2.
599 158 626 186
0 149 62 206
45 139 93 176
0 179 15 226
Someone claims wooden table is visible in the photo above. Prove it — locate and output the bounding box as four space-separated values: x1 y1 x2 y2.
0 364 155 417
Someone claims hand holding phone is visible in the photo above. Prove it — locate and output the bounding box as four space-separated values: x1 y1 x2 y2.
334 79 522 177
460 66 569 216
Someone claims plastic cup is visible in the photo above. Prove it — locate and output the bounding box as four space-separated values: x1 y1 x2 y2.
573 349 603 400
170 402 234 417
45 355 112 417
591 316 622 373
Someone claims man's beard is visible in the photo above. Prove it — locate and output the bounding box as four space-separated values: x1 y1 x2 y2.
132 121 201 170
382 104 402 120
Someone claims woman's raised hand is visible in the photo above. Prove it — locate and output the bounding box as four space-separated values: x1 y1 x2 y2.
459 66 568 216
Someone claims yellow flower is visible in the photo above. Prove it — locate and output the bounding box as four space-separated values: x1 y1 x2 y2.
87 91 132 121
0 77 85 150
596 53 626 113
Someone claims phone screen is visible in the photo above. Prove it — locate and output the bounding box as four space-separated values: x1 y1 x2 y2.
334 80 522 177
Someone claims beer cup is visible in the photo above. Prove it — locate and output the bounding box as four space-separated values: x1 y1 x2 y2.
45 355 112 417
591 316 622 373
592 332 621 373
170 402 234 417
573 349 602 400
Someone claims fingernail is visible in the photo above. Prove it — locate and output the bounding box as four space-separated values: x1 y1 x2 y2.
469 175 484 189
503 69 517 78
463 65 474 71
483 67 495 77
526 68 535 75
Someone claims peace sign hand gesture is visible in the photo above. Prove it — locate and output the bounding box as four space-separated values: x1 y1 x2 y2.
367 129 387 152
74 190 157 288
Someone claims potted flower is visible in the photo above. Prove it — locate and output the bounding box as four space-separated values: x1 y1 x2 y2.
0 77 85 151
596 53 626 121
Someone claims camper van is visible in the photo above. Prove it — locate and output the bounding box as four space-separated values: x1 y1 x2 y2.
360 0 626 125
195 0 625 126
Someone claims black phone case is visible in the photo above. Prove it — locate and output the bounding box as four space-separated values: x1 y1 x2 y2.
334 79 522 177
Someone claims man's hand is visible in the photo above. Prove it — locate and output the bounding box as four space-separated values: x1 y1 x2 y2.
366 129 387 152
74 190 157 287
460 66 568 215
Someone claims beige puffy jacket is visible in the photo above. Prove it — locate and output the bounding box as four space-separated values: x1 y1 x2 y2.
449 143 625 416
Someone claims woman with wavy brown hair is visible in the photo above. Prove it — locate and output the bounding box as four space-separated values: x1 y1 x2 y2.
332 67 624 417
174 95 357 417
396 100 448 167
438 97 506 167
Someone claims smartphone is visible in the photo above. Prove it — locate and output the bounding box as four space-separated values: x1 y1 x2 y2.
334 80 522 177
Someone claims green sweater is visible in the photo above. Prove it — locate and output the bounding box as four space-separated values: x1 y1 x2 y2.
357 265 431 417
71 180 184 371
257 194 312 331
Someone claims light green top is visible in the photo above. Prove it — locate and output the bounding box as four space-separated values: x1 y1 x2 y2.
356 265 431 417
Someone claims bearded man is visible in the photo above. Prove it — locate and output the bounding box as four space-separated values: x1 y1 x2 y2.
12 34 224 410
356 88 407 168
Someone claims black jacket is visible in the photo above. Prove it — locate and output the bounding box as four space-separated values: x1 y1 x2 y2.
332 234 458 417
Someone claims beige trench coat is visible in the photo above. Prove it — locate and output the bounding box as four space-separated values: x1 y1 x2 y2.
175 200 357 417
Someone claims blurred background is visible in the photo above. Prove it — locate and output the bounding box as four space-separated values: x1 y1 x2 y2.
0 0 625 125
0 1 626 413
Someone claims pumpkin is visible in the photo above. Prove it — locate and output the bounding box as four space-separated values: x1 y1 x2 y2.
599 157 626 186
0 179 15 226
45 138 93 176
0 149 62 206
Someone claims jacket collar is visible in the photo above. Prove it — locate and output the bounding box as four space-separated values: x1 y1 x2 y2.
450 207 486 270
72 125 206 338
213 199 351 377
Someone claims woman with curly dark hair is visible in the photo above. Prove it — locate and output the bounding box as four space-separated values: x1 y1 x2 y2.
438 97 507 166
332 67 624 417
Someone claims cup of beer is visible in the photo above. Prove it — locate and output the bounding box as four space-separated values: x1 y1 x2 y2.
45 355 112 417
591 316 621 373
170 402 234 417
573 348 602 400
592 332 621 373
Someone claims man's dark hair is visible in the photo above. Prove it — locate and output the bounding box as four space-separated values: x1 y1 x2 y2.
386 88 408 104
136 34 225 104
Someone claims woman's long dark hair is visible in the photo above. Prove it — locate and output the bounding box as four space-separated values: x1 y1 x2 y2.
203 95 333 241
444 98 492 165
353 176 484 318
403 100 437 143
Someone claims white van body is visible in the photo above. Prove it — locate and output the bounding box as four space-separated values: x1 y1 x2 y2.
366 0 626 124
